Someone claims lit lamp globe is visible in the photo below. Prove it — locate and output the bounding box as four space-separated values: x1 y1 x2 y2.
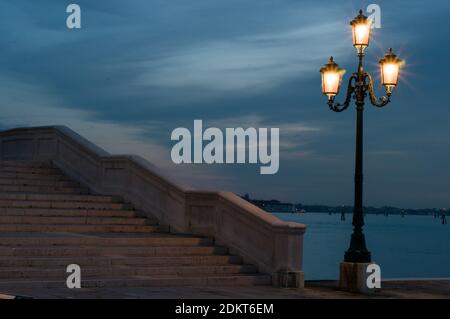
320 57 345 100
350 10 372 55
379 48 403 95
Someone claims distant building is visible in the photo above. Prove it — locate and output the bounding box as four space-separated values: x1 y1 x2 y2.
242 194 295 213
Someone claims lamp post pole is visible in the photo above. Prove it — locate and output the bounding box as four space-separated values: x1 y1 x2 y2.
320 11 404 269
345 52 370 263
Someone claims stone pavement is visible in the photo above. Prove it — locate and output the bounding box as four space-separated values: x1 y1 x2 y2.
1 280 448 299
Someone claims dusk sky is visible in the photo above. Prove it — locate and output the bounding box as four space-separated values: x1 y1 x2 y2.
0 0 449 208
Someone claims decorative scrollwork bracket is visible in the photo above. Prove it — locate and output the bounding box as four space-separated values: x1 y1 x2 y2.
365 72 391 108
328 75 357 112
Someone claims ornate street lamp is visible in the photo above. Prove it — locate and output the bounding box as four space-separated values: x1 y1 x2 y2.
320 11 403 267
350 10 372 55
379 48 403 95
320 57 346 99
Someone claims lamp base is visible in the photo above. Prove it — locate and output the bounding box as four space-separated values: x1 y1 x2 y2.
339 262 381 294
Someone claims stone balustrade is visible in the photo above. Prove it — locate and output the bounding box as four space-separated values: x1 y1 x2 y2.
0 126 306 287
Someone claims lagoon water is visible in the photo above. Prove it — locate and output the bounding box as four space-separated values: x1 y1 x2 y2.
274 212 450 280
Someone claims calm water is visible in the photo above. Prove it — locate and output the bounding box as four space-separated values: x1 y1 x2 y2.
274 212 450 280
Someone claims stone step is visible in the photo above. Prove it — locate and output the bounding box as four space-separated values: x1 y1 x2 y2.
0 172 68 181
0 245 227 257
0 160 268 290
0 166 62 175
0 264 258 279
0 224 161 233
0 193 116 203
0 199 127 210
0 185 89 194
0 274 271 289
0 255 242 267
0 161 54 168
0 234 209 247
0 178 78 187
0 216 148 225
0 207 137 218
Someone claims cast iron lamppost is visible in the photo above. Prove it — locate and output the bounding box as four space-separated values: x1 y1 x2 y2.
320 10 404 263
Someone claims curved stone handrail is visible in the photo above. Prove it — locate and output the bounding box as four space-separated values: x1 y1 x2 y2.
0 125 306 287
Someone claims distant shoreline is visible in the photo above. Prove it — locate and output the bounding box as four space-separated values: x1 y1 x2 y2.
241 195 448 216
292 206 447 216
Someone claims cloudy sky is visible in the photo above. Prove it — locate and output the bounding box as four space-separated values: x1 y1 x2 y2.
0 0 449 208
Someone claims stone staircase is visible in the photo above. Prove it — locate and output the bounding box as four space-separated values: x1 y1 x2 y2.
0 160 271 290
